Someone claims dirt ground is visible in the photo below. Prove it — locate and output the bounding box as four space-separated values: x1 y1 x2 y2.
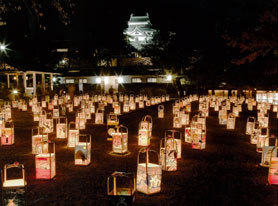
1 98 278 206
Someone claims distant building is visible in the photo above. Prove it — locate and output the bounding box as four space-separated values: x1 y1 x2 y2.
124 13 156 50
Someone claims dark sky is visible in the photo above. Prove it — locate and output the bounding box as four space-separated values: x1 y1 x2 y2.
1 0 274 66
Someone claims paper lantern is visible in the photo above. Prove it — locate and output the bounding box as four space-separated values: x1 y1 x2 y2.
160 135 178 171
107 172 136 205
1 120 14 145
139 101 144 108
191 127 206 150
260 137 278 167
137 148 162 195
38 110 46 127
67 122 79 148
232 105 239 117
32 127 48 154
146 100 151 107
173 114 182 128
35 141 56 179
43 113 53 133
53 106 59 119
75 134 91 166
2 162 27 206
256 127 269 153
227 113 236 130
48 101 53 111
4 105 11 120
161 95 166 102
130 101 136 110
219 109 227 125
184 126 191 143
123 102 130 113
268 147 278 185
107 113 119 140
165 130 182 159
166 94 170 101
56 116 67 139
158 105 164 118
112 125 128 154
114 103 121 115
138 115 152 146
246 116 256 135
95 108 104 124
12 101 18 108
76 111 86 130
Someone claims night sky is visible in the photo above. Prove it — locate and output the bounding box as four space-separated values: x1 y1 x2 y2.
0 0 274 67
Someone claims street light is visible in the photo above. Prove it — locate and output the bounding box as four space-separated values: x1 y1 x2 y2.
96 77 101 84
0 44 6 52
117 76 124 84
166 75 172 81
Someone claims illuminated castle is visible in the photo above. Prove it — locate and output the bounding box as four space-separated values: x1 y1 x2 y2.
124 13 156 50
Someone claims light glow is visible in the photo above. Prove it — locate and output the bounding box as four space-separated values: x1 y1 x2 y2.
53 77 57 82
166 75 172 81
117 77 124 84
104 77 109 84
0 44 6 51
12 90 18 94
96 77 101 84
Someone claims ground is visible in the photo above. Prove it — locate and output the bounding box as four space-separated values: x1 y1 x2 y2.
0 97 278 205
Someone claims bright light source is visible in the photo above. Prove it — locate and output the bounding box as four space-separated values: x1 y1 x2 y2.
12 90 18 94
117 76 123 84
96 77 101 84
166 75 172 81
0 44 6 52
13 76 17 80
104 77 109 84
53 77 57 82
61 59 66 64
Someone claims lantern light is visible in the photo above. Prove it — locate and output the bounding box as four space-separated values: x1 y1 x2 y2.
12 89 18 94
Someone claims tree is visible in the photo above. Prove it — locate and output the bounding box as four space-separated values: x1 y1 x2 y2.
222 0 277 73
0 0 76 29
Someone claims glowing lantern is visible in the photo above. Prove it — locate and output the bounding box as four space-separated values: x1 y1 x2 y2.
114 103 121 115
107 113 119 140
173 113 182 128
130 101 136 110
137 148 162 194
32 127 48 154
185 103 191 113
160 135 178 171
67 122 79 148
260 137 277 167
166 94 170 101
139 101 144 108
12 101 18 108
35 141 56 179
138 115 152 146
158 105 164 118
43 113 53 134
41 100 46 108
95 108 104 124
107 172 136 205
39 110 46 127
227 113 236 130
53 106 59 119
4 105 11 120
172 104 179 114
268 147 278 185
247 101 253 111
56 116 67 139
2 162 27 206
232 105 239 117
90 103 95 113
75 134 91 166
256 127 269 153
246 116 256 135
112 125 128 154
1 120 14 145
76 110 86 130
22 103 27 111
185 126 191 143
162 95 166 102
191 125 206 150
165 130 182 159
219 109 227 125
48 101 53 111
123 102 130 113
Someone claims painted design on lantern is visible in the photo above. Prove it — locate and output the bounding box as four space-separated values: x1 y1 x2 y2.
56 124 66 138
138 130 149 146
269 157 278 184
43 119 53 133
